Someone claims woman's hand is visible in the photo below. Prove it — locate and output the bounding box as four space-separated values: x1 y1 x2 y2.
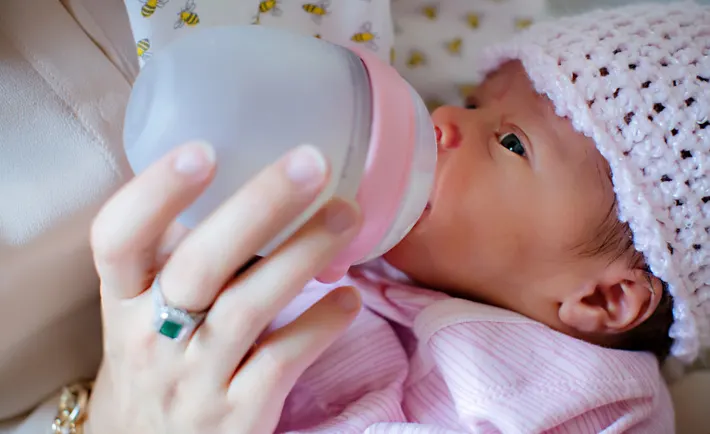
87 142 362 433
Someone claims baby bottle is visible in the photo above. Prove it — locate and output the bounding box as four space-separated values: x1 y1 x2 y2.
123 25 437 281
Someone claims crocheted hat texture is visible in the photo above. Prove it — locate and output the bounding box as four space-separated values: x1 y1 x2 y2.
478 2 710 362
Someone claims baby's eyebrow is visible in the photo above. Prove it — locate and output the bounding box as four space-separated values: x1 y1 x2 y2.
472 65 515 103
530 89 554 116
524 92 574 159
479 74 510 101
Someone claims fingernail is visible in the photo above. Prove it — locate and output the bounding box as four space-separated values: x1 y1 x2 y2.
333 289 360 312
286 145 327 188
174 142 216 177
325 199 358 234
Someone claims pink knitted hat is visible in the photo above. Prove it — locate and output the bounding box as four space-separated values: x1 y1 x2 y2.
477 2 710 362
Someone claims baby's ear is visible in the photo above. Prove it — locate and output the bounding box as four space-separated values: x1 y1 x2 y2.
558 263 662 335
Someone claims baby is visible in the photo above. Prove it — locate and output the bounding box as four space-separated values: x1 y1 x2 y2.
275 3 709 432
124 0 709 432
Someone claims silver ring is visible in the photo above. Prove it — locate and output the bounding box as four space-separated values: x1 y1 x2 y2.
151 274 207 341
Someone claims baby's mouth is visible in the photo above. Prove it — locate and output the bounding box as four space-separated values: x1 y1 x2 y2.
423 184 438 217
419 201 433 222
416 180 438 226
413 202 432 229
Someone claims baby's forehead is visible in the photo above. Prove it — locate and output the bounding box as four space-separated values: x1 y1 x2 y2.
479 62 569 143
478 61 549 112
480 61 612 182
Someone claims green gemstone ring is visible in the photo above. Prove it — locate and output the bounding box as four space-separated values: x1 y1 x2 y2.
151 274 207 341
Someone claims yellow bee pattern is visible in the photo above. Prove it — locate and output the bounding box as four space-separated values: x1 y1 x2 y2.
465 12 481 29
515 17 533 30
127 0 536 113
302 0 329 24
422 5 438 20
140 0 168 18
136 38 152 59
351 22 378 51
174 0 199 29
259 0 282 16
445 37 463 56
406 50 427 69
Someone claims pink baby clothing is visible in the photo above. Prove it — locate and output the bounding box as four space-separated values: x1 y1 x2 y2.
272 260 675 433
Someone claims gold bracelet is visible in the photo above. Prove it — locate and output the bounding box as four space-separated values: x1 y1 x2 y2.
51 381 94 434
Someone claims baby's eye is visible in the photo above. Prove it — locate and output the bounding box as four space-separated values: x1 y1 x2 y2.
499 133 526 157
464 99 478 110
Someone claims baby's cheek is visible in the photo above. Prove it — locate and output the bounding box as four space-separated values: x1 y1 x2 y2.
451 215 520 278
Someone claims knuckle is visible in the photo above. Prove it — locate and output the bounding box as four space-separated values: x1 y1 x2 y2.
256 345 292 389
215 302 265 339
236 302 264 326
90 217 120 262
124 333 159 371
90 210 136 267
160 270 214 309
190 402 233 430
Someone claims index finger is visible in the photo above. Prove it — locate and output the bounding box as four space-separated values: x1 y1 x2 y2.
91 141 216 300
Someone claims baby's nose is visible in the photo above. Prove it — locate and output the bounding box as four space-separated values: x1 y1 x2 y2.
435 123 461 150
431 105 464 151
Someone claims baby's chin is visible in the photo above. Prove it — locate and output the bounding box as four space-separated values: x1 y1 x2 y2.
382 246 406 270
381 211 452 287
382 233 427 280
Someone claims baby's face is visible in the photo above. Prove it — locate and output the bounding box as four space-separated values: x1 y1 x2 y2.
385 61 617 331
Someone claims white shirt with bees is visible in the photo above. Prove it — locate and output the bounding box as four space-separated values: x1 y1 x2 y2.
124 0 547 110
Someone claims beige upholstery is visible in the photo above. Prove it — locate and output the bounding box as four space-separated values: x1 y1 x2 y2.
0 0 134 425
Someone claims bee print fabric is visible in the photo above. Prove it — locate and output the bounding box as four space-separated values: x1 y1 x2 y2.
124 0 547 109
391 0 546 110
125 0 394 66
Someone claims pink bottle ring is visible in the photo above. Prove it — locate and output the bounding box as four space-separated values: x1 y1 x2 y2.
317 48 417 282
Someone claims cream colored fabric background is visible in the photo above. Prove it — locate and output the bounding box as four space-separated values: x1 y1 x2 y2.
0 0 134 430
